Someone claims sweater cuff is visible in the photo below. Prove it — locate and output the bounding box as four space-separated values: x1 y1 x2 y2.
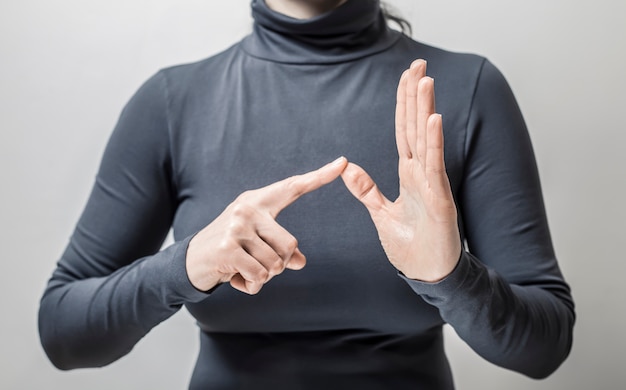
398 251 485 306
163 234 212 304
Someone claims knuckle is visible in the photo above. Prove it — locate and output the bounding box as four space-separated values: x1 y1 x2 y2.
249 283 263 295
256 269 270 282
230 202 254 218
226 220 247 237
351 176 376 201
285 176 305 197
216 238 234 253
426 166 445 175
270 258 285 274
235 190 253 202
286 237 298 253
251 268 270 284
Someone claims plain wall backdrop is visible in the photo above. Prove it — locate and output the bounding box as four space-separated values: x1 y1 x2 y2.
1 0 624 388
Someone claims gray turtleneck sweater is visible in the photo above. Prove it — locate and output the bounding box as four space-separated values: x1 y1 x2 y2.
39 0 575 388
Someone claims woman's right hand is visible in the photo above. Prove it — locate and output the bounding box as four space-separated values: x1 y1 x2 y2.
186 157 348 295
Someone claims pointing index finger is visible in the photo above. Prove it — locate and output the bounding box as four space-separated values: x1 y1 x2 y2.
258 156 348 218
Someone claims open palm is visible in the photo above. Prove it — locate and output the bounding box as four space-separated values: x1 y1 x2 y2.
341 59 461 282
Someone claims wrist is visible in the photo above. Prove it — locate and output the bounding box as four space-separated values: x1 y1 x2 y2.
185 234 222 292
401 246 463 283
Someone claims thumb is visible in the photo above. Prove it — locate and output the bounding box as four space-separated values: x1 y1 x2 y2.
341 162 391 214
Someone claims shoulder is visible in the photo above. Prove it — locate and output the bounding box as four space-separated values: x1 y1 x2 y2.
156 42 244 95
392 36 487 81
392 36 515 120
135 42 247 121
388 36 499 115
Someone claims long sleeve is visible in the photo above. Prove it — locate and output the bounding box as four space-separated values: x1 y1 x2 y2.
402 59 575 378
38 72 208 370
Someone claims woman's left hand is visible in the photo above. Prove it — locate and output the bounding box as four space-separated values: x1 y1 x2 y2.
341 59 462 282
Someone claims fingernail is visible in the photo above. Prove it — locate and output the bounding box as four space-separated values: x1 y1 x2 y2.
331 156 346 166
410 59 427 69
420 76 434 86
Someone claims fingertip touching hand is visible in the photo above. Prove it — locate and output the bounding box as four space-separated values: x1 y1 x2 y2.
186 156 348 295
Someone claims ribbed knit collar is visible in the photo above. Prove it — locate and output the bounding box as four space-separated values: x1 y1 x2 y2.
241 0 400 64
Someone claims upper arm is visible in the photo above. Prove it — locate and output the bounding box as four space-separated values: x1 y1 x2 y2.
53 71 177 283
460 60 571 299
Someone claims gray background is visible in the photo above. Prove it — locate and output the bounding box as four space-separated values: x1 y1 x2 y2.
1 0 624 388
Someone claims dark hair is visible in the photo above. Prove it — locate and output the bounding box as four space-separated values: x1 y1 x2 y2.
381 2 412 36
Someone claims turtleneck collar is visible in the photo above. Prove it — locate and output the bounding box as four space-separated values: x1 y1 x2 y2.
241 0 401 64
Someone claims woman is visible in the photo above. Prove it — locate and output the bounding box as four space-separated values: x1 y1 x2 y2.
39 0 575 388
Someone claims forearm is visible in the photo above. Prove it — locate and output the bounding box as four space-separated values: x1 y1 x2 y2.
39 236 208 370
402 251 574 378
